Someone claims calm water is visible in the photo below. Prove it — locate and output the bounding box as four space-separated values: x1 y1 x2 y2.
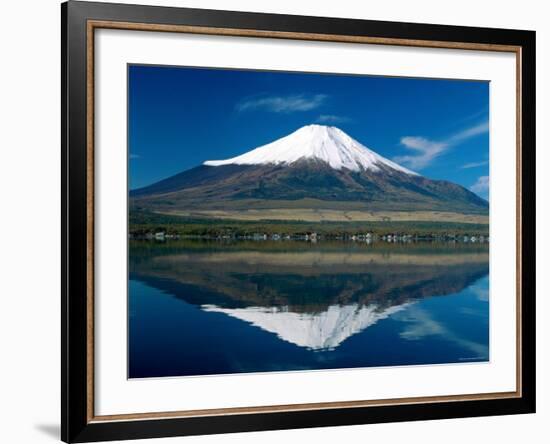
128 240 489 378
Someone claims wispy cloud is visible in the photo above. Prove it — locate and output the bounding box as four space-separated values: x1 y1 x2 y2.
395 306 489 359
316 114 352 124
236 94 328 113
446 122 489 144
470 175 489 195
449 106 489 128
470 283 489 302
394 121 489 170
394 137 448 170
129 153 141 160
461 160 489 169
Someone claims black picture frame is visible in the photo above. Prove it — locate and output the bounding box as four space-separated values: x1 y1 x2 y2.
62 1 536 442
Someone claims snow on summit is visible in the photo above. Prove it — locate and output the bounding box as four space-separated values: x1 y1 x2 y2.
201 302 411 351
204 124 418 175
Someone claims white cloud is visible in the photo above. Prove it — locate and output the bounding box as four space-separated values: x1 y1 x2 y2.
236 94 328 113
470 284 489 302
461 160 489 169
451 106 489 127
446 122 489 145
394 137 448 170
316 114 352 124
397 307 446 340
395 121 489 170
470 175 489 195
395 306 488 358
129 153 141 160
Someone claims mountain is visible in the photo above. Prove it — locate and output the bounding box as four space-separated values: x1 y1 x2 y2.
130 125 488 217
202 303 410 351
129 242 489 350
203 124 417 174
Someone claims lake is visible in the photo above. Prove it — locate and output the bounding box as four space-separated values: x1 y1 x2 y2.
128 240 489 378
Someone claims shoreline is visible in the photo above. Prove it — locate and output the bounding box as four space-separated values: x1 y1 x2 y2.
129 210 489 242
130 232 489 244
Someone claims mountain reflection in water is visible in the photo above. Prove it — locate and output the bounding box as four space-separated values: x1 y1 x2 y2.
129 240 489 378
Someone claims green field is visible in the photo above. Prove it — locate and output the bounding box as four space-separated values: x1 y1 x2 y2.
129 210 489 238
158 208 488 224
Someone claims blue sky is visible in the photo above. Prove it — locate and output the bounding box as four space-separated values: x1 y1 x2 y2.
129 65 489 198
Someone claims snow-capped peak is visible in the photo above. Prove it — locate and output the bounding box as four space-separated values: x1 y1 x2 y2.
201 302 411 351
204 124 418 175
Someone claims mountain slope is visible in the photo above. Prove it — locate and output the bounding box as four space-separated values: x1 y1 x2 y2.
204 124 417 175
131 125 488 216
130 243 489 350
202 303 409 350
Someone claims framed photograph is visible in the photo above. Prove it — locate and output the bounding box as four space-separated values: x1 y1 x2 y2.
62 1 535 442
